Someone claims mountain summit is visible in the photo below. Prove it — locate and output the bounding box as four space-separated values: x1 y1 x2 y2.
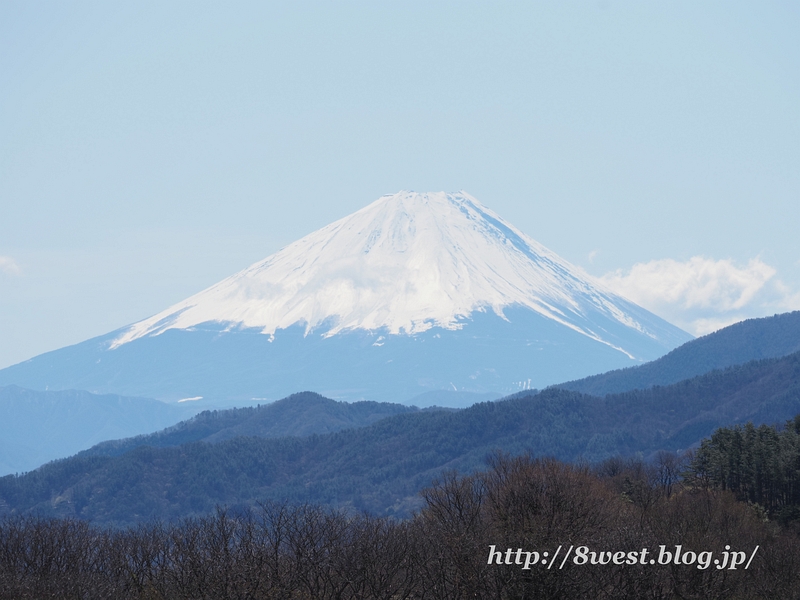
113 191 684 355
0 191 691 405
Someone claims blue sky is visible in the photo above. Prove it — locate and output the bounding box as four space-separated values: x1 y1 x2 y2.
1 1 799 369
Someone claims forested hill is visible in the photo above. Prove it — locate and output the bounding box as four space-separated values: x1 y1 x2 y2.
3 350 800 526
80 392 420 458
557 310 800 396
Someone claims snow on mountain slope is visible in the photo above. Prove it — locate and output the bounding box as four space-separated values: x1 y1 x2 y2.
111 191 682 358
0 191 693 404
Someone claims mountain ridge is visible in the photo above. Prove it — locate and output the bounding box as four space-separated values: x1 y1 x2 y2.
0 386 196 475
4 348 800 525
556 311 800 396
78 391 423 458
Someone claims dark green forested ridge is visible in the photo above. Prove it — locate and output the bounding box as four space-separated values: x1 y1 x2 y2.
79 391 420 458
3 349 800 526
688 415 800 524
558 310 800 396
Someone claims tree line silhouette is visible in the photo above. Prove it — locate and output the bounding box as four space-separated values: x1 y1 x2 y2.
3 445 800 599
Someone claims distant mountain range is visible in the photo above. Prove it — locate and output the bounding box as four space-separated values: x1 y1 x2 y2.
4 339 800 526
0 191 690 404
79 392 422 458
557 311 800 395
1 311 798 478
0 386 196 475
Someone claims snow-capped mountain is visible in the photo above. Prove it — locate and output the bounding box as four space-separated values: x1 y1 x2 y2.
0 191 692 405
113 191 680 355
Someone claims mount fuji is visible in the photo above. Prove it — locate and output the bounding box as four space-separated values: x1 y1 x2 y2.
0 191 691 405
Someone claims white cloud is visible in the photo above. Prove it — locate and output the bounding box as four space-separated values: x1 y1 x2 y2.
599 256 800 336
601 257 775 311
0 256 21 276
